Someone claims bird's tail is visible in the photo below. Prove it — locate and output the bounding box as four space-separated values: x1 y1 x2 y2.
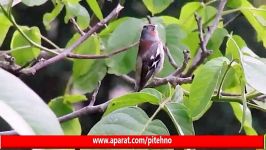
135 83 144 92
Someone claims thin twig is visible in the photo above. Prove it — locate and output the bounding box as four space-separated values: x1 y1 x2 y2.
224 13 241 27
0 45 32 54
120 74 135 85
254 95 266 102
182 0 227 77
19 4 124 75
0 60 20 73
70 18 85 36
164 46 178 69
41 35 62 50
89 81 101 106
147 76 192 87
195 13 207 53
172 49 190 76
67 42 138 59
0 41 137 74
146 15 152 24
59 100 110 123
139 98 170 134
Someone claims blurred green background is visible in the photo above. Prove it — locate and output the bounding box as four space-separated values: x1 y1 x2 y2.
0 0 265 135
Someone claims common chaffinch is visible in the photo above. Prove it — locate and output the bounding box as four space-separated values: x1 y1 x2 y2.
135 24 164 91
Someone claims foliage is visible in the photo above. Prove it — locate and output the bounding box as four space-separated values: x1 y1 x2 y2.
0 0 265 136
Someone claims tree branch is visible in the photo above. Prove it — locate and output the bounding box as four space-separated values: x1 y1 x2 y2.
19 4 124 75
147 76 192 87
182 0 227 77
66 42 138 59
70 18 85 36
59 100 110 123
0 100 111 135
164 46 178 69
119 74 135 85
172 49 190 76
89 81 101 106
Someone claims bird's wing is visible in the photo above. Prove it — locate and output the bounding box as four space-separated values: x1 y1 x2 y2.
136 42 162 91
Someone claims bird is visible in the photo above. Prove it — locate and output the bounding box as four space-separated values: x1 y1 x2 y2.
135 24 165 91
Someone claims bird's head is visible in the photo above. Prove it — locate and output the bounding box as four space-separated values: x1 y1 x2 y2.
140 24 159 41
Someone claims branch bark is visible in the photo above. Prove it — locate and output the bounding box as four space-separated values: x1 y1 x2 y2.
59 100 110 123
88 81 101 106
67 42 138 59
172 49 190 76
70 18 85 36
147 76 192 87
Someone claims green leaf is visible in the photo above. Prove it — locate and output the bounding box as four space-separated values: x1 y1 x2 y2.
140 88 163 100
69 34 100 78
106 18 145 75
185 57 229 120
179 2 217 31
164 103 194 135
67 34 105 93
239 65 247 133
0 68 63 135
226 35 246 60
43 3 64 30
242 55 266 94
49 97 81 135
89 107 169 135
254 13 266 26
156 23 166 43
207 28 228 59
222 64 242 94
11 26 41 66
0 10 12 46
160 24 187 76
230 102 257 135
227 0 242 8
99 17 129 37
64 1 90 29
238 0 266 47
154 83 174 98
171 85 184 103
225 35 266 95
107 46 138 75
107 18 144 51
104 92 161 116
63 94 87 104
21 0 47 6
86 0 103 20
143 0 174 15
152 16 179 25
242 47 258 58
73 60 107 94
182 31 199 58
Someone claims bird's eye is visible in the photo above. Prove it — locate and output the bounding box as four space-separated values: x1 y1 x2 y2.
143 25 147 29
151 26 155 31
